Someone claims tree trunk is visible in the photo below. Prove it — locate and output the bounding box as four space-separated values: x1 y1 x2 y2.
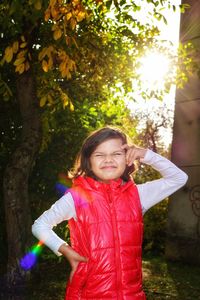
2 70 42 294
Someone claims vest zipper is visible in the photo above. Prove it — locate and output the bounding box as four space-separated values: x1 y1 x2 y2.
108 191 123 299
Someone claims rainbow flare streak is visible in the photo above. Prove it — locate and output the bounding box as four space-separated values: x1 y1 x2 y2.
20 241 44 271
20 174 72 271
55 173 72 196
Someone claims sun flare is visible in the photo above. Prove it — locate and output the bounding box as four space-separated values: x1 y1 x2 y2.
138 51 170 90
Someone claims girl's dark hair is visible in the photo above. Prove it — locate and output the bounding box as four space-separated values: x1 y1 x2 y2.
69 127 136 182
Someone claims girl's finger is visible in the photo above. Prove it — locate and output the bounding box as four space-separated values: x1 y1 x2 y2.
121 144 129 150
78 255 88 262
126 147 136 165
69 269 75 283
121 144 133 164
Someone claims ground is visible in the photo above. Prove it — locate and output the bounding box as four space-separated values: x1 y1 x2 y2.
1 255 200 299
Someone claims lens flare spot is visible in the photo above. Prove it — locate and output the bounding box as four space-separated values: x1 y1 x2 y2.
55 173 72 196
20 241 44 271
20 253 37 271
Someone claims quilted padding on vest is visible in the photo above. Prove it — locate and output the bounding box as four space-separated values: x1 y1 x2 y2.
65 176 146 300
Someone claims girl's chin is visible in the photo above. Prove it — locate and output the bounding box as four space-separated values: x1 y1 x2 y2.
97 176 120 182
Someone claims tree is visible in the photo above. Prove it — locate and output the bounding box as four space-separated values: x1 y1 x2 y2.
0 0 190 292
132 104 173 254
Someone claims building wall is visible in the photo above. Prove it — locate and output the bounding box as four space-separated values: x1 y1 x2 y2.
166 0 200 264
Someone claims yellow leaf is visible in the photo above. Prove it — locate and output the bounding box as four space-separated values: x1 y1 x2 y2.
51 6 59 19
61 68 69 78
20 42 27 48
47 94 54 104
25 61 30 71
70 18 77 30
48 57 53 69
60 7 68 14
72 0 80 6
53 28 62 40
39 46 54 61
61 93 69 108
66 12 72 20
40 96 47 107
71 37 78 48
59 61 66 72
44 9 50 22
51 24 57 31
38 48 46 61
16 50 27 59
48 45 54 52
21 35 25 42
4 46 13 63
68 59 76 72
15 63 25 74
65 36 71 46
14 57 26 66
12 41 19 53
76 11 85 22
58 50 68 61
34 0 42 10
50 0 56 6
42 60 49 72
66 71 72 80
69 101 74 111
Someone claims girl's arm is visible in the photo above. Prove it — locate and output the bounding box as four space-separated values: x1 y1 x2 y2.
32 192 76 256
137 149 188 214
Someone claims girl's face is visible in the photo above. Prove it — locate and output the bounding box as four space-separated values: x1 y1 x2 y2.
89 138 127 183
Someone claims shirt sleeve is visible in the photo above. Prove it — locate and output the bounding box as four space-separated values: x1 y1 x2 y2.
32 192 76 256
137 149 188 214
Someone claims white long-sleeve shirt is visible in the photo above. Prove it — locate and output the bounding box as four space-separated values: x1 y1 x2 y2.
32 150 188 256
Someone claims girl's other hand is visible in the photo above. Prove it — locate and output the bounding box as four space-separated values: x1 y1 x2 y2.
121 144 147 166
58 243 88 282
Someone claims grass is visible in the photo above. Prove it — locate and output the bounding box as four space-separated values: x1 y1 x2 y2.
143 255 200 300
1 255 200 299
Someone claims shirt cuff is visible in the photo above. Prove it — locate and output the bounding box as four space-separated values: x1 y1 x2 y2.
140 149 154 164
46 236 67 256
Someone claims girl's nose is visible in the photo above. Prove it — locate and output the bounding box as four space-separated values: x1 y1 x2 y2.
104 154 114 162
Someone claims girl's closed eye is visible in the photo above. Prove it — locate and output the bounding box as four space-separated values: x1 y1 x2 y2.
93 152 125 158
94 154 104 157
113 151 125 156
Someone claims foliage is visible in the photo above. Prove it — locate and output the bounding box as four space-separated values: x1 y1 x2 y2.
143 200 168 254
134 160 169 255
0 0 193 106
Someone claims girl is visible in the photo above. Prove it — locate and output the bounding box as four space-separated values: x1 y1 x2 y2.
32 127 188 300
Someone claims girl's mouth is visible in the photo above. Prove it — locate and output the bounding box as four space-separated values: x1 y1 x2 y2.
101 166 116 169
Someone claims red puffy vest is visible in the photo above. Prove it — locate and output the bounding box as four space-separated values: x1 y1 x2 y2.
65 176 146 300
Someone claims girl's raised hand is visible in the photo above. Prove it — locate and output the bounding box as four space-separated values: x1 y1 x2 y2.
121 144 147 166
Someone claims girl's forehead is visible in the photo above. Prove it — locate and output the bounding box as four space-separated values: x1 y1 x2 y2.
94 138 123 151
